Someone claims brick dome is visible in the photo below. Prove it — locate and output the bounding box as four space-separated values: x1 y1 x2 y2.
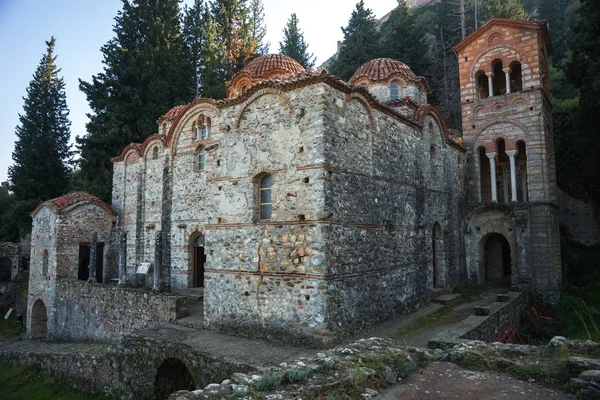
241 54 305 78
349 58 428 90
226 54 306 98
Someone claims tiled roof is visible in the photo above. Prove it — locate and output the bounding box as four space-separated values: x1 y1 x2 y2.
157 105 187 124
242 54 305 78
30 192 117 217
349 58 427 88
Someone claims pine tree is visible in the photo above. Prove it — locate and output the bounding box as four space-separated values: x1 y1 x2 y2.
480 0 530 22
279 13 315 69
249 0 268 54
201 10 228 99
380 0 431 76
78 0 194 201
211 0 258 78
328 1 382 81
9 37 72 203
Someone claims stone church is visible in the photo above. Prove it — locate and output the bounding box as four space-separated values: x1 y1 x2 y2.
25 18 560 345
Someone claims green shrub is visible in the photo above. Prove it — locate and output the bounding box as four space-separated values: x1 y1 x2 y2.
254 370 281 391
287 365 312 383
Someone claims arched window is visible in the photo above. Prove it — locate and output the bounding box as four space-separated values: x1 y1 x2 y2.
476 70 489 99
195 115 211 141
259 175 272 220
509 61 522 92
390 81 401 100
42 249 48 278
491 59 505 96
161 123 167 136
152 147 159 160
496 138 510 203
197 147 206 172
479 146 491 202
516 140 528 201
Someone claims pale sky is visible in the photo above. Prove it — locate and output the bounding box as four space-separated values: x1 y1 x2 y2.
0 0 398 184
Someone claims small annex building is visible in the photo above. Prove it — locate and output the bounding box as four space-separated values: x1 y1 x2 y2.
26 18 561 345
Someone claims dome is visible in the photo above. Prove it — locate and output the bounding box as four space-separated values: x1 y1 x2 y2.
241 54 305 78
226 54 306 98
349 58 428 90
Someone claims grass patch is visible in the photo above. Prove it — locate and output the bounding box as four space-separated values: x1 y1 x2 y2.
453 284 488 302
0 312 24 338
0 363 113 400
391 307 452 340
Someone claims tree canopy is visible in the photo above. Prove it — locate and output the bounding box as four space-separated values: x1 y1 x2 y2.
279 13 315 68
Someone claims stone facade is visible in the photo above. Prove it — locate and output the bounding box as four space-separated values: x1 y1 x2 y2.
455 19 561 302
25 19 563 345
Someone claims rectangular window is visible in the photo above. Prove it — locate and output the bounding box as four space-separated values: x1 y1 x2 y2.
259 175 272 220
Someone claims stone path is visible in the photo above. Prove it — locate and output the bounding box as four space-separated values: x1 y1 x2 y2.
130 323 315 367
357 286 501 347
377 362 574 399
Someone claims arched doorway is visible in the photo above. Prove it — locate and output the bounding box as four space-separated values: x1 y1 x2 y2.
154 358 195 400
432 223 443 288
191 234 205 288
484 233 511 283
30 299 48 339
0 257 11 282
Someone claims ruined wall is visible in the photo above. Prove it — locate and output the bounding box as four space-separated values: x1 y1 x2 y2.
0 242 20 293
54 204 117 282
51 278 186 341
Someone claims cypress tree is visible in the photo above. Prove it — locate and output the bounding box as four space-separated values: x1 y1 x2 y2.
183 0 208 98
9 37 72 203
249 0 269 54
279 13 315 69
78 0 194 201
328 1 382 81
380 0 430 76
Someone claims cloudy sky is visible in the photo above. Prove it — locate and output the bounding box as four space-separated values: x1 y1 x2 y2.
0 0 398 183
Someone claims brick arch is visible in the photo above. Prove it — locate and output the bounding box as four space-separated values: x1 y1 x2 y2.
234 88 295 129
169 102 219 152
474 119 531 145
165 99 219 147
251 167 274 183
140 134 165 159
470 44 527 99
343 93 377 130
110 143 142 163
415 104 449 145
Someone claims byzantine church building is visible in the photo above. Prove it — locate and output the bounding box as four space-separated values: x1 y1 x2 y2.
26 18 560 345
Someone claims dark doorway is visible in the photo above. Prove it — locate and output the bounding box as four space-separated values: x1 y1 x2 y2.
192 235 205 288
484 233 511 282
154 358 195 400
0 257 11 282
77 243 104 282
30 299 48 339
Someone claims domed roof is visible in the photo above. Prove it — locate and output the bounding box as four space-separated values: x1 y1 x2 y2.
241 54 305 78
349 58 428 89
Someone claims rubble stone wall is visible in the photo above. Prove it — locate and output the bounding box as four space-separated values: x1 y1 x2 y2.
51 278 186 341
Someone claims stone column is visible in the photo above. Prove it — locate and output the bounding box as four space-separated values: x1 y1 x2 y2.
506 150 518 202
502 167 509 203
88 232 98 283
503 68 512 94
486 152 498 202
486 72 494 97
153 230 162 291
118 230 127 286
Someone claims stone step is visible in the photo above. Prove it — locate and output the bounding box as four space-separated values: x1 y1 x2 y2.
432 293 461 306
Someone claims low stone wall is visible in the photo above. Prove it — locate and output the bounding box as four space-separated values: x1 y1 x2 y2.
429 286 530 349
52 278 187 341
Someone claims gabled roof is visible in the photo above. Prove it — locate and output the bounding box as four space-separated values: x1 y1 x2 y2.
454 18 552 55
30 192 117 217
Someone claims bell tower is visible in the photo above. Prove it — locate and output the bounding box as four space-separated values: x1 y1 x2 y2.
455 18 561 302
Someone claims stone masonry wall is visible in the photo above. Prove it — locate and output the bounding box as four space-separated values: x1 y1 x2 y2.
51 278 186 341
319 84 466 339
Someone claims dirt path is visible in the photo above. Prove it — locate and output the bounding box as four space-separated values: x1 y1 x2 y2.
376 362 574 399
